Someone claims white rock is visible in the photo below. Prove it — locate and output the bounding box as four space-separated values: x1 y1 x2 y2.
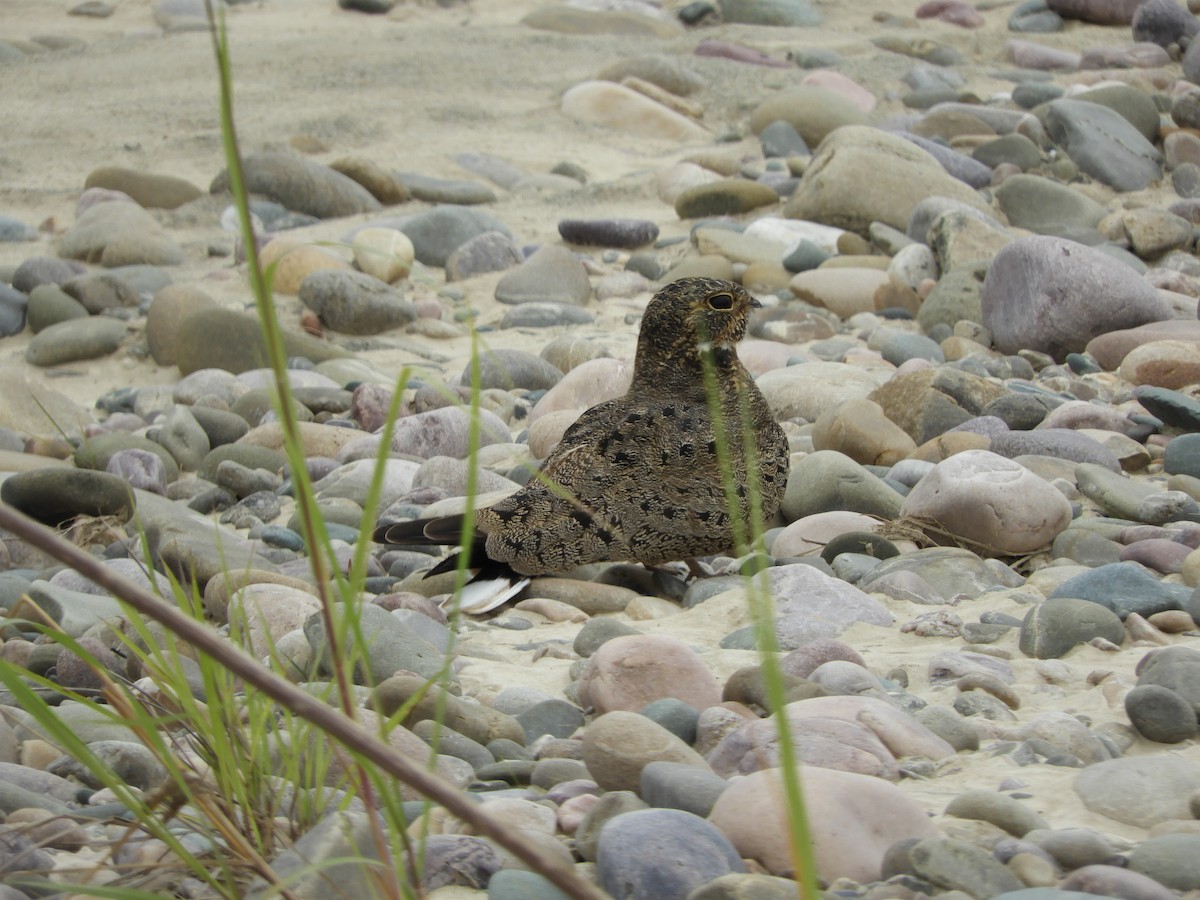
351 226 414 284
900 449 1073 554
561 80 710 142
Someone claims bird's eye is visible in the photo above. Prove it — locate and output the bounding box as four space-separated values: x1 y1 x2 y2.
708 293 734 310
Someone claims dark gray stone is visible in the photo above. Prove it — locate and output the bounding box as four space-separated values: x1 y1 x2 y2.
1019 596 1125 659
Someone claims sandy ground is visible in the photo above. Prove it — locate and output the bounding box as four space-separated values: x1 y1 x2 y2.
3 0 1195 853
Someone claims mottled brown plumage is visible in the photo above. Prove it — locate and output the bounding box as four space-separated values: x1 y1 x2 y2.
377 277 789 589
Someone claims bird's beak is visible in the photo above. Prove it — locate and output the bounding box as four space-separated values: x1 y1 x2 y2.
749 297 762 308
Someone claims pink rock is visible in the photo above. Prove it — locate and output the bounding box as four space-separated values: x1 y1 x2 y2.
694 39 791 68
1007 39 1082 70
779 639 867 679
529 357 632 423
1119 538 1191 574
915 0 985 26
558 793 601 833
707 711 900 779
737 339 795 378
708 766 937 882
75 187 135 218
1087 320 1200 370
577 634 723 714
800 70 878 112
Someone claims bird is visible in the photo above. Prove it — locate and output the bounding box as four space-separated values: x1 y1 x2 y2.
375 277 790 613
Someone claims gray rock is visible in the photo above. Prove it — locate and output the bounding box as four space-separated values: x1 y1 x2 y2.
1125 684 1198 743
298 269 416 335
781 450 904 521
910 837 1024 898
25 316 127 366
1046 99 1163 192
469 349 564 391
1128 834 1200 891
1059 865 1178 900
211 152 381 218
107 448 170 494
516 699 585 742
305 603 446 683
1049 561 1192 619
49 740 168 791
394 172 496 205
1133 0 1200 47
718 0 821 25
499 302 596 328
12 256 87 293
597 808 746 900
26 283 88 333
247 811 385 899
1019 596 1125 659
993 174 1108 236
558 218 659 248
445 230 523 281
1137 646 1200 720
991 431 1121 471
981 236 1172 358
495 245 591 306
0 285 25 336
0 214 36 242
155 404 210 471
0 467 135 526
488 870 570 900
385 206 512 267
1074 755 1200 827
640 760 729 817
944 790 1049 837
174 307 351 375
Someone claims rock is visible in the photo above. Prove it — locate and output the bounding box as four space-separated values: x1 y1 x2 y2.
708 766 937 882
298 269 416 335
785 126 989 235
749 86 868 146
719 0 822 25
349 226 414 283
640 760 729 817
1019 596 1126 659
445 231 524 281
811 398 917 466
1125 683 1198 743
789 267 890 318
305 603 444 683
597 808 746 900
578 634 722 714
1049 561 1192 618
993 174 1108 235
145 284 218 366
328 157 411 205
174 307 351 375
12 256 87 293
1127 834 1200 890
900 450 1073 553
467 349 564 392
259 237 354 296
389 405 510 459
25 317 127 366
560 81 709 142
1045 99 1163 192
1120 340 1200 389
1046 0 1146 24
909 837 1023 897
1074 755 1200 827
581 710 710 792
57 201 184 267
982 236 1172 358
377 207 510 268
781 450 903 521
494 246 591 305
675 179 780 218
84 166 202 209
210 152 381 218
558 218 659 248
0 468 135 525
1133 0 1200 45
944 790 1049 837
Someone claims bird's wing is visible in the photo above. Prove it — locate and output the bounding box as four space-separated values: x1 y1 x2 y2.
476 397 744 573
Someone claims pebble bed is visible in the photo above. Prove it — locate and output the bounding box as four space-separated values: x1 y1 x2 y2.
6 0 1200 897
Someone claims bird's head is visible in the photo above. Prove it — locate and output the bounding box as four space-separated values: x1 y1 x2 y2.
641 277 760 362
